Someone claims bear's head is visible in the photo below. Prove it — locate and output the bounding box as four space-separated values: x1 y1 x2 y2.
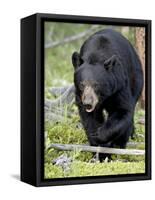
72 52 126 112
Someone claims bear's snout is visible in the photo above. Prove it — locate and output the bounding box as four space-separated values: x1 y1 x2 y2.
82 86 98 112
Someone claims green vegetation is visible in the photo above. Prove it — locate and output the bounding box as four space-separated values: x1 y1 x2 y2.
44 109 145 179
44 22 145 179
45 161 144 179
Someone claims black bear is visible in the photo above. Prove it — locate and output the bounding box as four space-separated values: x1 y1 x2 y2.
72 29 143 161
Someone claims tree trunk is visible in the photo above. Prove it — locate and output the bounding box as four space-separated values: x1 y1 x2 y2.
135 28 145 109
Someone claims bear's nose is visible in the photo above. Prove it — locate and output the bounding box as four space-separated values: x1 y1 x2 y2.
82 96 93 107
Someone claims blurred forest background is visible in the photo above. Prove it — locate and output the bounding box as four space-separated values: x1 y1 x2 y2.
44 22 145 179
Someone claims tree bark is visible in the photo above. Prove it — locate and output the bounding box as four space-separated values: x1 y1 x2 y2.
135 28 145 108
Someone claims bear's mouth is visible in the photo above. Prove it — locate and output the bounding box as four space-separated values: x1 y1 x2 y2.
84 104 95 112
86 107 94 112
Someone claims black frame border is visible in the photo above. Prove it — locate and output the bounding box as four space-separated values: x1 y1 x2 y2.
26 13 152 187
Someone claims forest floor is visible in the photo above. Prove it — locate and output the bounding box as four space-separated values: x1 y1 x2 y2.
44 108 145 179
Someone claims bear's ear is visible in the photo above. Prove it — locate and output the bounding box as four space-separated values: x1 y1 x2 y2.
72 52 83 69
104 55 118 70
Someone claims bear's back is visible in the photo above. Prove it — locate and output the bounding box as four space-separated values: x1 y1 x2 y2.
80 29 136 66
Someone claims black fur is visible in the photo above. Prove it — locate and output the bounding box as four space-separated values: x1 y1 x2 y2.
72 29 143 161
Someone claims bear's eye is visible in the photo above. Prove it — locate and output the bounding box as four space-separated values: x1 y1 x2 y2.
79 82 85 91
93 82 99 90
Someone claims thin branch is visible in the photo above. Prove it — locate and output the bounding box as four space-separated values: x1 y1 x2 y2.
47 143 145 156
45 25 100 49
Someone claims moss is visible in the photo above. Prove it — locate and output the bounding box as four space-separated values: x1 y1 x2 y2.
45 163 64 178
44 109 145 179
45 161 145 179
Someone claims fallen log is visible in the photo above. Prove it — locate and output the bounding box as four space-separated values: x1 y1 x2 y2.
45 112 63 122
48 85 74 97
47 143 145 156
45 84 75 111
